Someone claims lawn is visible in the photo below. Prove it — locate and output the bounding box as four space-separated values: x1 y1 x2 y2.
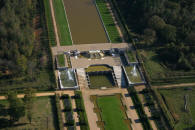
97 95 129 130
89 73 115 88
86 65 112 73
0 96 59 130
96 0 122 43
43 0 56 46
52 0 72 45
125 66 143 83
158 87 195 130
57 54 65 67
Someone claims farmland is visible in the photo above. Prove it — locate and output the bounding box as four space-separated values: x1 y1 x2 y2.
52 0 72 45
96 0 122 43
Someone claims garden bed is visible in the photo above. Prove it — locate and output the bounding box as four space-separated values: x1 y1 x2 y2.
57 54 65 67
86 65 112 73
91 94 130 130
88 73 116 89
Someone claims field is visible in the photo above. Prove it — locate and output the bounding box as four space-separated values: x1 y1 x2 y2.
52 0 72 45
96 0 122 43
158 87 195 130
89 73 115 88
57 54 65 67
139 49 195 85
0 96 59 130
43 0 56 46
97 95 129 130
125 66 143 83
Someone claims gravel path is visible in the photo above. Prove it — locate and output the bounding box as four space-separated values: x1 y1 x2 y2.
50 0 60 47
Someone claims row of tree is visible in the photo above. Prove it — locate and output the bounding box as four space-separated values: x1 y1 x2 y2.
116 0 195 70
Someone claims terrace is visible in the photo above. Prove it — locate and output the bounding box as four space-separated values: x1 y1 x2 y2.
58 68 78 89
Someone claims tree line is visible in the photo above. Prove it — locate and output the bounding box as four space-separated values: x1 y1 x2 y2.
0 0 38 77
116 0 195 70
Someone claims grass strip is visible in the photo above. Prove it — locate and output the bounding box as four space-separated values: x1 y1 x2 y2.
52 0 72 45
57 54 65 67
96 0 122 43
43 0 56 46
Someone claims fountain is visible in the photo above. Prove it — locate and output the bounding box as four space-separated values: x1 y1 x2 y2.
131 65 137 77
67 69 74 80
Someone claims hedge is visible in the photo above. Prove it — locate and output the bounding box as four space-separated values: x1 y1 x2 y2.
55 94 64 130
74 91 90 130
127 87 153 130
62 94 75 130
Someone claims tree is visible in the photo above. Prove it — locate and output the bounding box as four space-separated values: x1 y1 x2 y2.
7 91 25 123
148 15 166 31
143 28 156 45
160 24 176 42
24 88 36 124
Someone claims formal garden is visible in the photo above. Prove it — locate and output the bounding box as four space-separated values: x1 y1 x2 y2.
156 87 195 130
90 94 131 130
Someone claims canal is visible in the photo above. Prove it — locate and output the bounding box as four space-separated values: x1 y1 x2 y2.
63 0 109 44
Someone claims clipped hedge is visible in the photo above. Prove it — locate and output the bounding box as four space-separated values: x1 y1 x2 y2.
55 94 64 130
128 87 153 130
62 94 75 129
74 91 90 130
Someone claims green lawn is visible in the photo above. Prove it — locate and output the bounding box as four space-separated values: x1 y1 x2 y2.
43 0 56 46
96 0 122 43
125 66 142 83
52 0 72 45
97 95 129 130
89 73 115 88
0 96 58 130
57 54 65 67
159 87 195 130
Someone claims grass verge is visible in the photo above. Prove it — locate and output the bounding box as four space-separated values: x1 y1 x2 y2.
96 0 122 43
43 0 56 46
52 0 72 45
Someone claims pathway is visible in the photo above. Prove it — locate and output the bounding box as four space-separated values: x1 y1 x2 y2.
152 83 195 89
49 0 60 47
